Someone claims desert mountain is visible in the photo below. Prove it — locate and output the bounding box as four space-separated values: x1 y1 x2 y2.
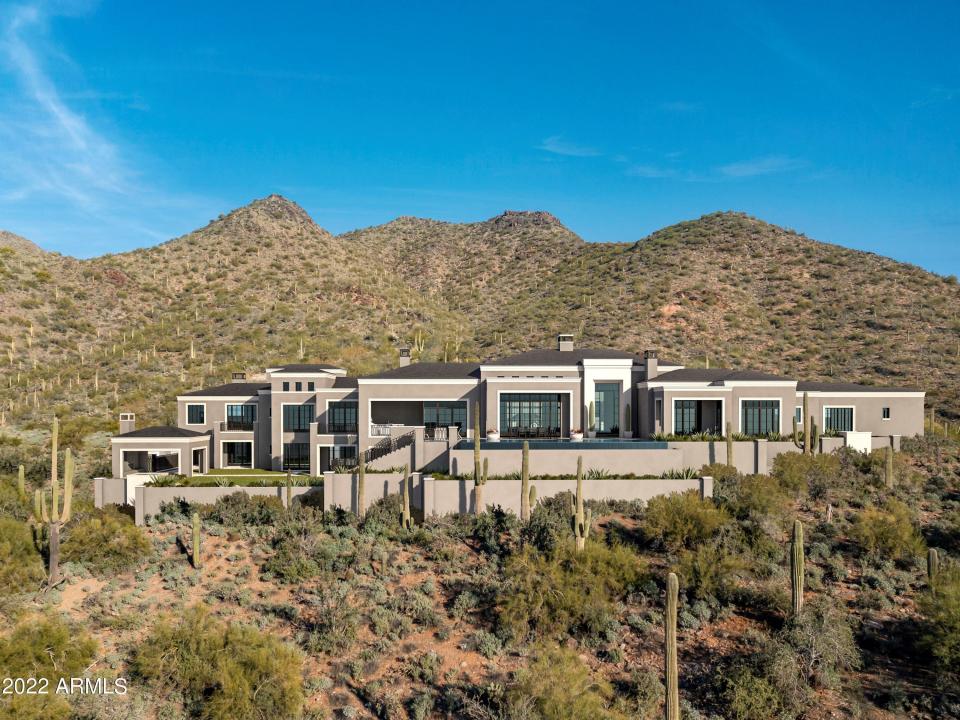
1 194 957 439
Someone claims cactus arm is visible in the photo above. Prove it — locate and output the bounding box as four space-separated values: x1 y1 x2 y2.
33 489 45 525
792 416 801 449
50 416 59 500
400 463 411 529
810 418 819 454
60 448 74 524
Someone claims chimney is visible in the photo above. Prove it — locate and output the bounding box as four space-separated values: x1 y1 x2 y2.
231 372 247 382
119 412 136 434
557 334 574 352
398 346 411 368
644 350 659 380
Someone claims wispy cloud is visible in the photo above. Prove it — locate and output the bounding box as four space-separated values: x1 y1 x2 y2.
537 135 601 157
911 86 959 108
0 2 216 254
626 154 806 182
717 155 805 178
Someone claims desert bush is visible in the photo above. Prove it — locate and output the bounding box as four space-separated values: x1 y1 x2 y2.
919 566 960 677
0 613 97 720
0 518 45 594
0 478 29 521
772 453 840 498
641 490 729 551
719 474 789 521
850 499 925 561
299 581 360 655
522 493 575 554
133 606 304 720
719 666 786 720
207 492 283 527
676 537 746 605
472 505 520 556
507 644 627 720
499 542 644 642
62 506 151 574
780 596 860 691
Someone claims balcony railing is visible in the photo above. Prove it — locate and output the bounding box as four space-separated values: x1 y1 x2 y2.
371 423 400 437
425 426 459 441
327 423 359 434
221 420 255 432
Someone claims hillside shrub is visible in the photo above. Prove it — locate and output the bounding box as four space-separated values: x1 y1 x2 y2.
507 644 627 720
499 542 644 642
0 613 98 720
62 506 151 574
0 478 29 521
0 518 45 594
641 490 728 551
133 606 304 720
919 566 960 677
676 537 746 605
772 453 841 498
850 499 925 561
207 492 283 527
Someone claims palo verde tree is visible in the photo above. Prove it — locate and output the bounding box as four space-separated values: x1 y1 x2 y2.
31 416 74 587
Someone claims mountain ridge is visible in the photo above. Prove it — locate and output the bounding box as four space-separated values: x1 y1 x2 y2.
0 196 957 441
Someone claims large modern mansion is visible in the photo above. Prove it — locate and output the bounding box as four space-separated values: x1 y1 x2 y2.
110 335 925 479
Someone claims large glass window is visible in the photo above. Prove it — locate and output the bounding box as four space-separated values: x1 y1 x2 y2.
282 442 310 472
423 401 467 430
674 400 698 435
226 404 256 431
223 441 252 467
283 403 315 432
187 404 205 424
499 393 562 438
594 383 620 435
824 407 854 432
741 400 780 436
327 401 358 432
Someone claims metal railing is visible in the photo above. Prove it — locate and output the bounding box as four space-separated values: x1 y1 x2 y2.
220 420 255 432
362 429 415 464
327 423 359 434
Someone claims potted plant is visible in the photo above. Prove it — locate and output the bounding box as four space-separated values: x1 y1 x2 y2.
571 428 584 442
486 428 500 442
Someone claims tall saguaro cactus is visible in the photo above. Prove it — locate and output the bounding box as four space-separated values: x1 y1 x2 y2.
791 520 805 616
192 512 202 569
884 445 895 489
400 463 412 529
725 421 734 468
357 457 366 520
473 402 481 483
665 572 680 720
571 456 591 551
475 458 488 516
928 548 940 584
792 392 814 455
520 441 531 522
588 401 596 434
285 471 293 510
17 464 25 500
31 417 74 587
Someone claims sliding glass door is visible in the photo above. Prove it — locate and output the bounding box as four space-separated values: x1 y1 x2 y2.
499 394 563 438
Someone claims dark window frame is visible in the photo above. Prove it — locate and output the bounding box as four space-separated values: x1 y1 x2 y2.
824 406 854 433
186 404 205 425
327 401 358 433
498 393 563 438
741 400 780 436
283 403 316 432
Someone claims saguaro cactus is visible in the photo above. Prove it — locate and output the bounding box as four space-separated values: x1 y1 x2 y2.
473 402 481 483
571 456 591 551
792 392 813 455
928 548 940 584
624 402 632 435
285 471 293 510
791 520 804 616
400 463 412 529
520 441 531 522
357 457 366 520
17 464 25 500
884 445 895 489
588 401 596 434
475 457 488 516
528 484 537 509
192 512 202 569
725 421 734 468
32 417 74 587
665 572 680 720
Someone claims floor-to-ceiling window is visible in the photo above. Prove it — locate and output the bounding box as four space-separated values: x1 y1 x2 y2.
499 393 563 438
226 404 256 431
423 401 467 430
282 442 310 472
823 407 854 433
327 401 358 432
283 403 315 432
223 441 252 468
594 383 620 435
741 400 781 436
674 400 699 435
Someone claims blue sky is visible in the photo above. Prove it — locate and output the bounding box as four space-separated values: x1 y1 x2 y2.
1 1 958 275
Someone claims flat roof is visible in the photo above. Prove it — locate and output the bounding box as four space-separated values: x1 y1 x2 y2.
361 362 480 380
180 382 270 397
114 426 208 439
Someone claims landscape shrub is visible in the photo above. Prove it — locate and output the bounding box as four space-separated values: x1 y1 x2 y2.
206 492 283 527
472 505 520 556
62 506 151 574
719 473 789 521
498 542 644 642
772 453 841 498
719 666 785 720
676 537 746 605
0 518 45 594
919 566 960 678
0 478 29 521
507 644 627 720
300 581 360 655
641 490 729 551
133 606 304 720
0 613 97 720
850 499 925 561
779 596 860 691
522 493 575 554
